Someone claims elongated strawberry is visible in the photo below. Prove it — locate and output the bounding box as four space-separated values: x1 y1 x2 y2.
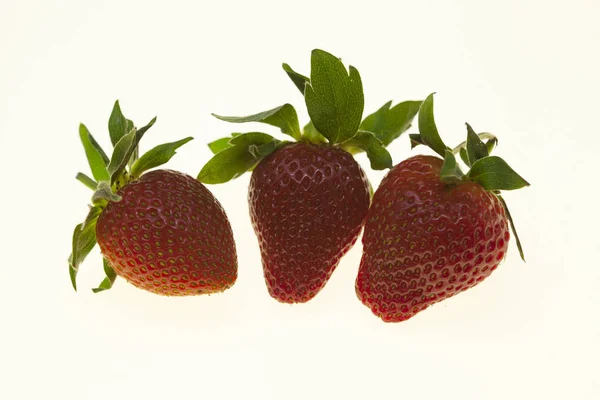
356 93 529 322
69 101 237 295
199 49 422 303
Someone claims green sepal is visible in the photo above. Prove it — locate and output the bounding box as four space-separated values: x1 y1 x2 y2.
107 128 136 183
208 137 234 154
213 104 301 141
68 212 99 291
486 137 498 154
452 132 497 157
459 147 470 166
82 205 103 232
465 123 489 165
130 137 193 178
409 133 424 149
282 63 309 95
440 150 464 184
198 132 280 184
497 195 526 262
106 117 155 185
359 100 422 146
302 121 328 145
92 181 122 205
76 172 98 190
304 49 364 144
342 131 392 170
468 156 530 191
79 124 110 182
92 258 118 293
108 100 134 147
418 93 449 157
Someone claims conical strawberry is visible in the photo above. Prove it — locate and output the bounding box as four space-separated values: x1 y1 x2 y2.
69 101 237 295
199 49 422 303
356 93 529 321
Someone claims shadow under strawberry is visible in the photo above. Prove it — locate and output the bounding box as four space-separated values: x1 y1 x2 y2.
199 49 422 303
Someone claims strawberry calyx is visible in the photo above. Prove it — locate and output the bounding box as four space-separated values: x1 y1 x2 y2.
68 101 193 292
198 49 422 184
409 93 530 261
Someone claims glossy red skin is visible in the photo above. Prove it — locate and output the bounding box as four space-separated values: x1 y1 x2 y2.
356 155 509 322
96 170 237 296
249 143 370 303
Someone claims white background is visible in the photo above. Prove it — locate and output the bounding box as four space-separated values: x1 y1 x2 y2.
1 1 598 399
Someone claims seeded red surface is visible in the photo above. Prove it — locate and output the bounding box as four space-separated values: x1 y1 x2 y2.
356 155 509 322
249 143 370 303
96 169 237 296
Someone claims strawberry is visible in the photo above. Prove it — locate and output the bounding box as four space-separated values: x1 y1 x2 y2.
248 142 370 302
199 49 422 303
356 93 529 322
69 101 237 295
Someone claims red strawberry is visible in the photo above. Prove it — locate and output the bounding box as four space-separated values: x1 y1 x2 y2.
199 49 422 303
248 142 369 302
96 169 237 295
69 101 237 295
356 93 529 322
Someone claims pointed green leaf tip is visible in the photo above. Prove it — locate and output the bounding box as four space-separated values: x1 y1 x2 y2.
418 93 449 157
282 63 309 95
213 103 301 141
465 123 489 166
92 259 118 293
343 131 392 170
198 132 281 184
360 100 422 147
108 100 134 147
79 124 110 182
498 195 526 262
68 207 100 291
131 137 193 178
468 156 530 191
304 49 364 144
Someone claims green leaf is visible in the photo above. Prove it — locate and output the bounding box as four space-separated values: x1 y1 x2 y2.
282 63 309 95
106 116 156 185
418 93 448 157
213 104 301 141
92 259 118 293
468 156 530 191
360 100 422 146
82 205 103 232
409 133 424 149
208 137 234 154
76 172 98 190
440 150 464 184
459 147 471 167
465 123 489 165
304 49 364 144
108 100 134 147
107 128 136 183
343 131 392 170
198 132 279 184
68 215 98 291
486 137 498 154
92 181 122 205
498 195 525 262
79 124 110 182
130 137 193 177
302 121 328 144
